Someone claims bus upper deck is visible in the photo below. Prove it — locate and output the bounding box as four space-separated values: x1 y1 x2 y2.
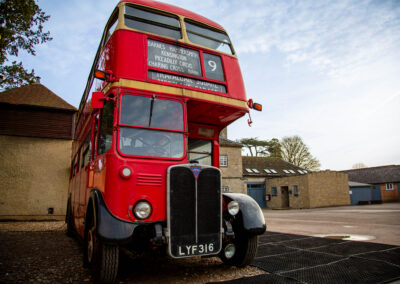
74 0 251 142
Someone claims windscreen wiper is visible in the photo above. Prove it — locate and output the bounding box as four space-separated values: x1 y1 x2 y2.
148 94 156 127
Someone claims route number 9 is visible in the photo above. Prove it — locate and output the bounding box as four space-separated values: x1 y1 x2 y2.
208 60 217 72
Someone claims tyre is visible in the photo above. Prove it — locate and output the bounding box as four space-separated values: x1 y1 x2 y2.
84 210 119 283
65 198 74 237
220 234 258 267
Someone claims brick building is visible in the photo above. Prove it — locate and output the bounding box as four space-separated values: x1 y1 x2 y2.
0 84 76 220
343 165 400 203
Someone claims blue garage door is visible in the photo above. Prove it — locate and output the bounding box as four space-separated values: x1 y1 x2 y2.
247 182 266 208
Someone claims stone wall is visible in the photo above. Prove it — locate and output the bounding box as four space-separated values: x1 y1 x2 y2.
219 146 246 193
307 171 350 208
266 175 310 209
0 135 72 220
264 171 350 209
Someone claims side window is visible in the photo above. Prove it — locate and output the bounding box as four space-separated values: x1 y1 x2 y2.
104 12 118 44
81 133 91 168
271 187 278 196
97 101 114 155
188 139 212 166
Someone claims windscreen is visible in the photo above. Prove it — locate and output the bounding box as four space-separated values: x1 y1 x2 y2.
120 95 184 130
119 95 184 158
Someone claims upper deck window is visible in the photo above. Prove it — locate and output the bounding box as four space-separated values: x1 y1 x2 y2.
104 13 118 44
120 95 184 131
185 20 233 54
124 5 181 39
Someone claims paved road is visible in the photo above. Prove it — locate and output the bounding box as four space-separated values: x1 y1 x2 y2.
263 203 400 246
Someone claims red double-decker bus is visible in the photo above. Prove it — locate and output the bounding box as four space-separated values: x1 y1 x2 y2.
67 0 265 282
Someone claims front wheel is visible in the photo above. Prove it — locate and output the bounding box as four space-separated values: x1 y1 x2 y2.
84 214 119 283
220 234 258 267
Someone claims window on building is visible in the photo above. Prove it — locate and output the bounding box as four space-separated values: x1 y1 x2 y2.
245 168 253 173
283 170 290 174
220 155 228 167
386 183 394 190
221 186 229 193
271 187 278 196
252 169 260 173
264 169 271 173
298 170 304 174
293 185 298 196
289 170 295 174
270 169 277 173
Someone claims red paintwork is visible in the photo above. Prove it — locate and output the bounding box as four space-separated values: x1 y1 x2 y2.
69 1 249 237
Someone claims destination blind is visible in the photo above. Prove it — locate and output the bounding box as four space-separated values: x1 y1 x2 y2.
147 39 201 76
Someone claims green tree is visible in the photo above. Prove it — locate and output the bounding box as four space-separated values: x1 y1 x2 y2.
280 135 321 171
266 138 282 158
0 0 52 90
238 137 282 158
238 137 270 157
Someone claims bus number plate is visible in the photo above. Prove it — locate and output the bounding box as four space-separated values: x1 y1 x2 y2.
177 243 214 257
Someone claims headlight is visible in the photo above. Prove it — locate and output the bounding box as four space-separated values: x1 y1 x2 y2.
227 201 239 216
133 201 152 220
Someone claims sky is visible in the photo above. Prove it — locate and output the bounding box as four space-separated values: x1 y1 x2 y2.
15 0 400 170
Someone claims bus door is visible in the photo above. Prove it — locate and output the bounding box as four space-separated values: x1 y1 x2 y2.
91 100 115 192
77 132 91 234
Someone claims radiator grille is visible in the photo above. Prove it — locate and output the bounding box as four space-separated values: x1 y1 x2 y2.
168 165 221 258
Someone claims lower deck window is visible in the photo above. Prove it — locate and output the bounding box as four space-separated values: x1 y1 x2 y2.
188 139 212 166
119 128 184 158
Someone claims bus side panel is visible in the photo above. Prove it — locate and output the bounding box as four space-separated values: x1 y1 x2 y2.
223 56 247 102
103 30 147 83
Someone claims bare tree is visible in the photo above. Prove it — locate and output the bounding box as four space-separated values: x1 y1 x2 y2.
280 135 321 171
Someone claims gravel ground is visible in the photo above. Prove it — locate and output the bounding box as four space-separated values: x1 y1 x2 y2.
0 222 265 283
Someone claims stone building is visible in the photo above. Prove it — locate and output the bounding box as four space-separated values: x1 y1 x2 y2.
240 156 350 209
219 137 246 194
0 84 76 220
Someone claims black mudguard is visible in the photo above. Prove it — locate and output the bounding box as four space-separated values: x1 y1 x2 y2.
87 189 138 243
223 193 266 235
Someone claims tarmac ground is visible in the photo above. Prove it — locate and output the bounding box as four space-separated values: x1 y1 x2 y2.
262 202 400 246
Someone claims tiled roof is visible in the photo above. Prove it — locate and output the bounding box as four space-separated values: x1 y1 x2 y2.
242 156 309 177
342 165 400 184
0 84 76 111
349 181 372 187
219 137 243 148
